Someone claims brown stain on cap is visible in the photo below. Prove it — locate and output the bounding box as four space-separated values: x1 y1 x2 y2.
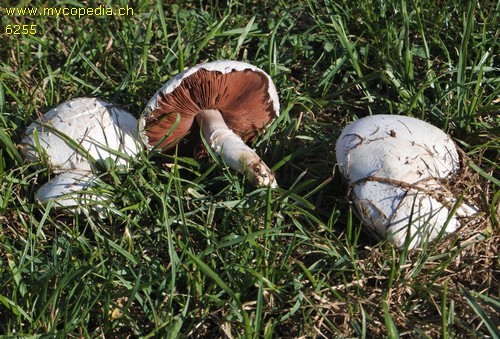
144 67 277 150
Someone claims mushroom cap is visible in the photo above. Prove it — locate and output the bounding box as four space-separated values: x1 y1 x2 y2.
21 97 139 172
36 170 98 206
335 115 478 249
36 169 112 215
336 115 459 183
138 60 280 150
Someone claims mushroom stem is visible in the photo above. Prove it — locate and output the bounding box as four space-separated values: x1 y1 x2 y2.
196 109 277 188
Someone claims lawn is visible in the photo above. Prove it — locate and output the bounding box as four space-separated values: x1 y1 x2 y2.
0 0 498 337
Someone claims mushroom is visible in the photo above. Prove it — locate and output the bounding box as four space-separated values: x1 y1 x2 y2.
335 115 478 249
138 60 280 187
21 97 139 209
35 170 102 209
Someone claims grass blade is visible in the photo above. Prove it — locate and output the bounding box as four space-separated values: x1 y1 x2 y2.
461 287 499 339
185 250 253 339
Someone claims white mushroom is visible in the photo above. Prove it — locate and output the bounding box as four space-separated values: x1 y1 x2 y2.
138 60 280 187
335 115 478 249
21 97 139 210
35 170 104 209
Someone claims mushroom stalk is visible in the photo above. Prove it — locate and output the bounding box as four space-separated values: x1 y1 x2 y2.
196 109 277 188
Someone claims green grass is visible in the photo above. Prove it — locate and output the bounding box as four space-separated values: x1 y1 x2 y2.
1 0 499 337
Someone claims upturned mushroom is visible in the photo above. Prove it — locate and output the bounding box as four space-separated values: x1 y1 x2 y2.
21 97 139 209
138 60 280 187
335 115 479 250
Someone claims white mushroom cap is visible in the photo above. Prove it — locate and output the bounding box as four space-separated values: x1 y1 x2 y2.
335 115 478 249
22 97 139 172
35 170 103 208
138 60 280 150
21 97 139 211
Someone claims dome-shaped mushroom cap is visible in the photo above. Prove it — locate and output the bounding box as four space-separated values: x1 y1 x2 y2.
336 115 459 183
139 60 280 150
335 115 478 249
21 97 139 172
36 170 98 206
36 169 111 215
